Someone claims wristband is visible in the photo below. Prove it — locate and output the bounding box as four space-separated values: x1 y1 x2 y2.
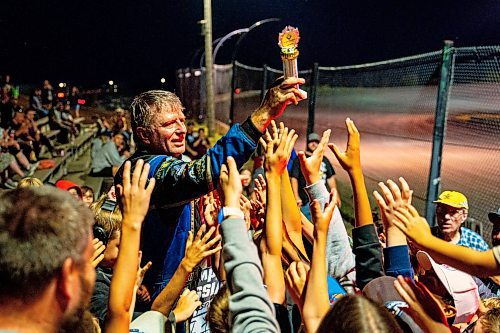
222 206 245 220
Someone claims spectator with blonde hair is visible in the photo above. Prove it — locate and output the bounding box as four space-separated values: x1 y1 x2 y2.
17 177 43 188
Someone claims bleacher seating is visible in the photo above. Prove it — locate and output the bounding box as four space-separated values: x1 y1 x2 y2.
32 121 98 184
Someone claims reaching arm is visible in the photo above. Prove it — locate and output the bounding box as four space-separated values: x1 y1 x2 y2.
219 156 280 333
329 118 382 288
393 205 500 277
302 195 337 333
260 121 298 304
106 160 155 333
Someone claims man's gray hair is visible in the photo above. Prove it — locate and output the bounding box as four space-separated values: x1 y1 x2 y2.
0 187 94 300
130 90 183 138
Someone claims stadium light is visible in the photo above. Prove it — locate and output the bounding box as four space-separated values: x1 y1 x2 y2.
160 77 166 83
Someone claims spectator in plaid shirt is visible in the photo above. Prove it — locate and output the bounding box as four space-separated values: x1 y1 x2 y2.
431 191 489 252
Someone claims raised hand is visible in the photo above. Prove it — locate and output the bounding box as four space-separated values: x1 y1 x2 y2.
254 174 267 207
328 118 361 174
285 261 310 308
259 121 298 175
298 129 331 185
373 177 413 229
135 251 152 289
91 238 106 268
220 156 243 208
117 160 155 225
310 189 338 235
182 224 222 273
392 204 432 246
394 276 451 333
172 289 202 323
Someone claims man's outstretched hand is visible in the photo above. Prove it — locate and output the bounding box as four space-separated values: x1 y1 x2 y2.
251 77 306 132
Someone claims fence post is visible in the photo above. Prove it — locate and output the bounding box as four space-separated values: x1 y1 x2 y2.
425 40 455 225
229 59 237 125
260 64 268 103
307 63 319 136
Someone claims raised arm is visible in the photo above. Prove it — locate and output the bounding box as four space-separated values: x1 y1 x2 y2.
260 121 298 304
329 118 371 227
329 118 381 288
302 194 338 333
220 156 280 333
373 178 414 279
392 205 500 277
106 160 155 333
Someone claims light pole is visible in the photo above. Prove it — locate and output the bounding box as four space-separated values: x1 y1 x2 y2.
229 18 280 124
202 0 215 136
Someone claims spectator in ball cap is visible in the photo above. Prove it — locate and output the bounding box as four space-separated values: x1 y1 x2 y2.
56 179 83 200
431 191 489 252
488 208 500 247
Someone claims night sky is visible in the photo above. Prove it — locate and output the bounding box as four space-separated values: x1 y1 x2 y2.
1 0 498 92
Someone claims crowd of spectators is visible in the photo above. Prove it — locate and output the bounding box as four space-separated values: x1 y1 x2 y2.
0 75 85 188
0 77 499 333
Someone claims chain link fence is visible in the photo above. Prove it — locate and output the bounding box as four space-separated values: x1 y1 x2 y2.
178 44 500 244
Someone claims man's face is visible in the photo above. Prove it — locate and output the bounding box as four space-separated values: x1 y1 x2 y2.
144 106 186 157
436 204 467 238
307 141 319 152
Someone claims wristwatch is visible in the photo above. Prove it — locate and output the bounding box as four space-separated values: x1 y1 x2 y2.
222 207 245 220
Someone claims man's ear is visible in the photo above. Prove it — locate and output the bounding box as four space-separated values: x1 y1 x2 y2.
136 127 150 145
56 258 77 312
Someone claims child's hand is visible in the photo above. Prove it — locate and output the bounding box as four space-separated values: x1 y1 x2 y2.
298 129 331 185
394 276 450 333
392 204 432 246
310 189 338 236
182 224 222 273
373 177 413 231
328 118 361 174
91 238 106 268
254 174 267 207
172 289 202 323
285 261 310 308
117 160 155 226
260 121 298 176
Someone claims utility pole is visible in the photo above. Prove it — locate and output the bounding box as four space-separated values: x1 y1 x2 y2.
202 0 215 136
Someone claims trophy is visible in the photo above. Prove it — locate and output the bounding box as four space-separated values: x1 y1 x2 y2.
278 26 300 79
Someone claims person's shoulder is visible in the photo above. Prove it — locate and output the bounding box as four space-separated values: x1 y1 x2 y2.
460 226 485 239
460 227 489 248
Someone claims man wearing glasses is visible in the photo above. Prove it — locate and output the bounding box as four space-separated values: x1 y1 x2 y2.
431 191 489 252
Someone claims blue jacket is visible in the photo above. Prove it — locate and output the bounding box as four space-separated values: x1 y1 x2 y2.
114 119 262 300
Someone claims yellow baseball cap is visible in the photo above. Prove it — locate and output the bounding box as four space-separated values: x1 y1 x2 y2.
433 191 468 209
